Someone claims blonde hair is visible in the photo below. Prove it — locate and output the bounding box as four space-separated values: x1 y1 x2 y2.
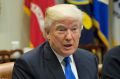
43 4 83 38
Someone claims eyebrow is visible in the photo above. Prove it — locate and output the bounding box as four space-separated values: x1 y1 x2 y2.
55 24 66 30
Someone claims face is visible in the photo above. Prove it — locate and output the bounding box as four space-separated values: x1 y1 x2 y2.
46 18 82 57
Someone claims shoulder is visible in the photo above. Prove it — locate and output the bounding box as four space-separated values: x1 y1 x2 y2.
16 42 48 64
22 44 44 60
74 48 98 76
102 46 120 79
105 46 120 56
74 48 97 64
76 48 96 59
104 46 120 60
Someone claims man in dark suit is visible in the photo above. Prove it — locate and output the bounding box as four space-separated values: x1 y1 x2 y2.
102 46 120 79
12 4 98 79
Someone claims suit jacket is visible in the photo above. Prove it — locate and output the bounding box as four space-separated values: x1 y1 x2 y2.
12 41 98 79
102 46 120 79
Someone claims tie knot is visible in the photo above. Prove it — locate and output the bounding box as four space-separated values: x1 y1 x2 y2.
64 56 71 64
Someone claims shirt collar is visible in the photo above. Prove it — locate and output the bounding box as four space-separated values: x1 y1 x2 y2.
52 48 64 63
51 47 73 63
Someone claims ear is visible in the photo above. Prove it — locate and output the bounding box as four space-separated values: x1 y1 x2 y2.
44 31 50 40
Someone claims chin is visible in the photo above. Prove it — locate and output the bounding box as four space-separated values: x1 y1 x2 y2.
62 50 76 56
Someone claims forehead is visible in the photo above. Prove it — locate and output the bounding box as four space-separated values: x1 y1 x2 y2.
53 18 81 26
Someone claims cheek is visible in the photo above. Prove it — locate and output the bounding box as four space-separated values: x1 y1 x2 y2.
74 33 80 40
73 33 80 45
50 34 64 49
50 33 62 43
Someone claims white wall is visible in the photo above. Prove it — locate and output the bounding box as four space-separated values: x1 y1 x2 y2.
112 0 120 46
0 0 29 50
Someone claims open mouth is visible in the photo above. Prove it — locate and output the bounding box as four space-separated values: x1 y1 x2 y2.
64 44 72 48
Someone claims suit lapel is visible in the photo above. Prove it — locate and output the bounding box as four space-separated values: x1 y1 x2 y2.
44 42 66 79
46 59 66 79
73 50 90 79
73 52 82 79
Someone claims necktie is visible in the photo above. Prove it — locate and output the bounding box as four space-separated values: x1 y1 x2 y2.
64 57 76 79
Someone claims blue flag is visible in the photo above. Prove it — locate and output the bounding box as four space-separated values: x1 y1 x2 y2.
93 0 109 48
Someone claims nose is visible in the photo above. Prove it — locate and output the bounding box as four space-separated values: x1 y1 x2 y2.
65 30 73 41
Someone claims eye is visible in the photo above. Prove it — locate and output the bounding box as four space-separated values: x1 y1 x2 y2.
55 24 67 34
71 25 79 32
58 27 66 31
71 27 77 31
